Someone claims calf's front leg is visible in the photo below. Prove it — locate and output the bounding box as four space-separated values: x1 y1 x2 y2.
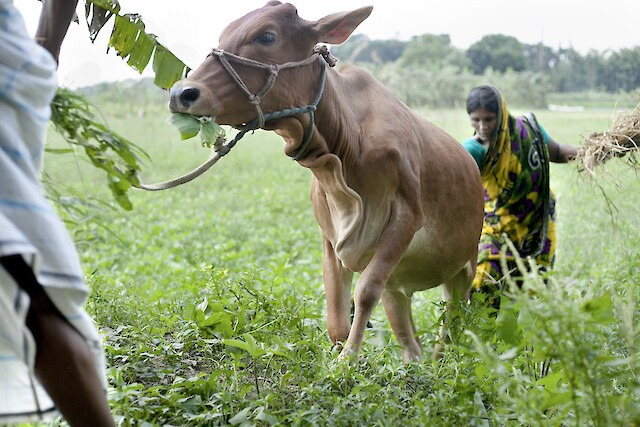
339 211 419 359
322 238 353 346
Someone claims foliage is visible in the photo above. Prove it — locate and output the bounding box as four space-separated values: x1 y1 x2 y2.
46 0 191 210
396 34 468 71
38 105 640 426
334 33 640 106
467 34 527 74
167 113 225 148
35 1 640 423
605 48 640 92
84 0 188 89
48 87 148 210
466 254 640 426
370 64 552 109
331 34 405 64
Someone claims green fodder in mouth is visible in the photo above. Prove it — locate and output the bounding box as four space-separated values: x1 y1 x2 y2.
167 113 225 148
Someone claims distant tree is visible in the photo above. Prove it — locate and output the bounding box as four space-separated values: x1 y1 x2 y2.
550 48 587 92
397 34 468 71
467 34 526 74
605 47 640 92
581 51 607 91
523 43 555 73
332 34 405 64
482 68 551 108
587 52 609 91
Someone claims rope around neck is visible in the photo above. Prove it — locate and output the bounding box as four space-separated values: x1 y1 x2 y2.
136 46 333 192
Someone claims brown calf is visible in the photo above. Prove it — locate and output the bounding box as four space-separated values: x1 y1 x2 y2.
169 1 483 362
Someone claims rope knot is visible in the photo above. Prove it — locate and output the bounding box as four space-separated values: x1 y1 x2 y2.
215 145 231 157
248 94 261 105
314 44 337 67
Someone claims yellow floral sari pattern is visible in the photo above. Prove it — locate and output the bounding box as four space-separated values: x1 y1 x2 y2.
472 94 555 292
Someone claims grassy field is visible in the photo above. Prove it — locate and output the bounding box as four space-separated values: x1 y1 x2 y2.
39 101 640 426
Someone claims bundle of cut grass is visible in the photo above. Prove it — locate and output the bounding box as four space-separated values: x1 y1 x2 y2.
576 102 640 176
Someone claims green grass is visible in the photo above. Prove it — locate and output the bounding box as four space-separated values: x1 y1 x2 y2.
38 102 640 426
546 91 639 110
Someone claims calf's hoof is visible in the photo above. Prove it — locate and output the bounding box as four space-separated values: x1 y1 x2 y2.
401 349 423 364
337 343 358 361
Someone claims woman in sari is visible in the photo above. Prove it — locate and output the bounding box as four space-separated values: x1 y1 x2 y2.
462 85 578 301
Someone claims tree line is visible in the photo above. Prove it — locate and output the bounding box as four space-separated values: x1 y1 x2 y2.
78 33 639 112
331 33 640 108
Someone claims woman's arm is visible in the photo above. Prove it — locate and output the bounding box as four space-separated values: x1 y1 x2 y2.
548 137 579 163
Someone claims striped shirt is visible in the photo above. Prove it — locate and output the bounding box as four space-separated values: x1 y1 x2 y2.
0 0 107 421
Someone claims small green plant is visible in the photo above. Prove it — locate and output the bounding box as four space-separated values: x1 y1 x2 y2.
49 87 148 210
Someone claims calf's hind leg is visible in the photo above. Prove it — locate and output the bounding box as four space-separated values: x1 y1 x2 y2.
435 261 474 358
381 287 422 363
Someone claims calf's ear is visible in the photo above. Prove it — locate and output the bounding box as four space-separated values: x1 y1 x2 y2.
313 6 373 45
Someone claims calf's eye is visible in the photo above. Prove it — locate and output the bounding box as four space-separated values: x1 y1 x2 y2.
255 31 277 45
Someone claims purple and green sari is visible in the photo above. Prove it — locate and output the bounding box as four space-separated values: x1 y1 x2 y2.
465 94 556 294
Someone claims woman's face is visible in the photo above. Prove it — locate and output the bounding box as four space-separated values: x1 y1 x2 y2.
469 107 497 144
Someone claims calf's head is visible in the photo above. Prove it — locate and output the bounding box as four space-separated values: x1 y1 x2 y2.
168 1 372 127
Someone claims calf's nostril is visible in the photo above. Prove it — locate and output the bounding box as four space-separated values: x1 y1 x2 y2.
179 87 200 107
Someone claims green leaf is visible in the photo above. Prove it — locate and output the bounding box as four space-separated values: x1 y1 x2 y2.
495 299 522 346
541 391 573 411
228 407 252 426
197 312 227 328
84 0 119 42
582 292 615 324
44 147 75 154
87 0 121 12
497 346 519 361
166 113 225 148
223 338 252 353
167 113 201 140
196 298 209 312
152 44 188 90
127 32 156 73
517 306 538 342
223 333 266 358
199 117 224 147
472 391 490 427
536 371 565 392
109 14 141 59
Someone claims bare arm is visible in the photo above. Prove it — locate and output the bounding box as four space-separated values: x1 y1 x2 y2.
35 0 79 64
548 137 579 163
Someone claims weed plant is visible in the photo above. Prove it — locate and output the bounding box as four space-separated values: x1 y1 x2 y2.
28 100 640 426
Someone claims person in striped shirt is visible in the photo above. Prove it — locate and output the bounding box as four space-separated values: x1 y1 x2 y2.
0 0 113 424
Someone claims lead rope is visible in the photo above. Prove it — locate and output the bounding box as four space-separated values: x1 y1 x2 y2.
136 46 335 191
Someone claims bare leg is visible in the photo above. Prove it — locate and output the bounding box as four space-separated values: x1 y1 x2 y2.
1 255 114 427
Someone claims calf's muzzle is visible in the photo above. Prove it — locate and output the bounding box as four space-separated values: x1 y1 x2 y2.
169 84 200 112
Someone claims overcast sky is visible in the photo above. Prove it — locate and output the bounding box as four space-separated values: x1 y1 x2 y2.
15 0 640 88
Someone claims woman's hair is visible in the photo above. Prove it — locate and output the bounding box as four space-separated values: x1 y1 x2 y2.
466 85 501 114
